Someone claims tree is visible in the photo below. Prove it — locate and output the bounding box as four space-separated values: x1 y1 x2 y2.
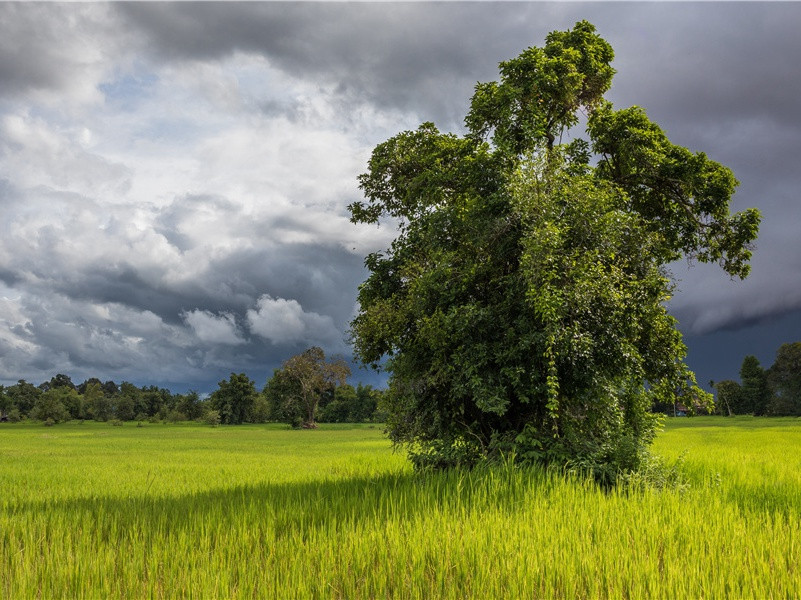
271 347 350 428
767 342 801 415
0 385 10 419
5 380 41 417
30 390 70 423
176 390 205 421
264 368 303 425
713 380 742 416
349 22 758 478
39 373 76 392
739 356 772 416
319 384 357 423
209 373 257 425
118 382 146 419
84 382 112 421
55 387 86 420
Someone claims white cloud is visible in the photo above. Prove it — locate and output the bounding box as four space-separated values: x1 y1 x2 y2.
182 310 244 346
247 294 341 347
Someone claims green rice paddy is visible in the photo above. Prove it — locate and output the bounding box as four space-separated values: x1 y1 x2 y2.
2 417 799 598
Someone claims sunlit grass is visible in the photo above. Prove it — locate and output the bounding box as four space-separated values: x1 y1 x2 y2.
2 418 800 598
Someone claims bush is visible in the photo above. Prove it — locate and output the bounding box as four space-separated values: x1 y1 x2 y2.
110 419 123 426
204 410 221 427
166 409 188 423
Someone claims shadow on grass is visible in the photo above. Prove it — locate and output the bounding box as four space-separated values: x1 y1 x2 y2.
9 466 558 538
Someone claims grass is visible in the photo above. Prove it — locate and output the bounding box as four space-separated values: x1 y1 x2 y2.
2 417 800 598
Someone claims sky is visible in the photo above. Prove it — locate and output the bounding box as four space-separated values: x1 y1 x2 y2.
0 2 800 394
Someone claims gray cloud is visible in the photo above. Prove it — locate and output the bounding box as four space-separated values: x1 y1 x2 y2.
1 3 800 391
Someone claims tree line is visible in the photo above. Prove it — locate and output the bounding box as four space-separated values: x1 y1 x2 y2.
0 347 386 426
709 342 801 416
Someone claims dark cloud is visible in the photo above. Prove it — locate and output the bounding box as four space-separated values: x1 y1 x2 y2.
115 2 570 128
1 2 800 393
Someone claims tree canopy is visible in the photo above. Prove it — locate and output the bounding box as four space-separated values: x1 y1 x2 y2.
349 21 759 479
266 347 351 429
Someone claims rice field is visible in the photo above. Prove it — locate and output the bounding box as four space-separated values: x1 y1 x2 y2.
1 417 799 598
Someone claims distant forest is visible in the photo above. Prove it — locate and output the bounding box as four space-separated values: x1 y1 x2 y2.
0 370 386 426
654 342 801 417
3 341 800 425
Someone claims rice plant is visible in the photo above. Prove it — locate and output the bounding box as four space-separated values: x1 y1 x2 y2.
1 418 799 598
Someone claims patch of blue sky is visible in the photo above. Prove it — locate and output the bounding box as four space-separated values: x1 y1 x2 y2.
99 71 159 111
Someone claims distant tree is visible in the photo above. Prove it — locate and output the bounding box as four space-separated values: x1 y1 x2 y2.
273 347 350 428
713 380 742 416
102 380 119 397
5 380 41 417
78 378 118 398
118 382 146 418
209 373 257 425
0 385 10 419
264 369 303 425
54 387 86 420
353 384 382 422
31 390 70 423
84 382 112 421
114 394 137 421
739 356 772 415
767 342 801 416
141 386 171 419
247 393 271 423
176 390 205 421
319 384 356 423
39 373 76 393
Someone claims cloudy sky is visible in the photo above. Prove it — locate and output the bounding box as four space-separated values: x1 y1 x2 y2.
0 2 799 394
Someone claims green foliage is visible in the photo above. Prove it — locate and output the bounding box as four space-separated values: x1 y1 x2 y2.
739 355 772 416
318 383 384 423
247 394 271 423
588 103 759 278
209 373 258 425
84 382 112 422
165 409 187 423
264 368 304 427
767 342 801 415
349 22 756 479
53 387 86 420
5 380 41 416
204 409 221 427
712 380 742 416
176 390 205 421
30 390 70 423
267 347 351 428
0 385 9 417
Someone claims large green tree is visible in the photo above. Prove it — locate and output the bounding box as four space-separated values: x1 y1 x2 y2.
349 21 759 478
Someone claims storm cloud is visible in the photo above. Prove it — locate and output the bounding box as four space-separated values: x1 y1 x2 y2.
1 2 799 391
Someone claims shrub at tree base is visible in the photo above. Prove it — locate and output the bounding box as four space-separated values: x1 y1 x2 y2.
349 21 759 482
